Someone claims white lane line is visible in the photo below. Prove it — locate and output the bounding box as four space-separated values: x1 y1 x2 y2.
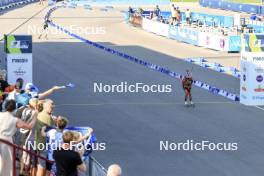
255 106 264 111
55 101 234 107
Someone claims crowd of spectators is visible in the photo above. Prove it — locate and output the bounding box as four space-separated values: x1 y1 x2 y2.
0 69 122 176
128 4 192 26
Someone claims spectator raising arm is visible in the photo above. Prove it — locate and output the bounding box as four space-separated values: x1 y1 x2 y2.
73 128 93 144
38 86 63 100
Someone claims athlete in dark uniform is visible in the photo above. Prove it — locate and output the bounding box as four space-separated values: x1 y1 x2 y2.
182 70 194 106
39 17 51 39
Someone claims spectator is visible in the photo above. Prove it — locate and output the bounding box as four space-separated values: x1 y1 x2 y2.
160 16 165 23
154 5 160 17
0 100 37 176
171 5 176 23
3 78 24 103
24 83 63 100
128 6 134 18
170 4 175 14
138 7 144 16
18 98 39 176
185 9 191 25
53 131 87 176
0 71 9 111
35 99 57 176
150 11 154 19
175 7 181 24
107 164 122 176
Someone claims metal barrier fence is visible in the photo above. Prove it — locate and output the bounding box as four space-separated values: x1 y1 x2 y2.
89 156 107 176
0 138 107 176
0 0 37 9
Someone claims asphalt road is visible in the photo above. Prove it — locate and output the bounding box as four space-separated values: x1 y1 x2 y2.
0 4 264 176
25 41 264 176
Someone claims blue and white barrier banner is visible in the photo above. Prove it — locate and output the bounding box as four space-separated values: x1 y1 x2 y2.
0 0 37 10
169 26 199 46
142 18 169 37
198 32 229 51
139 17 240 52
186 58 241 78
199 0 261 14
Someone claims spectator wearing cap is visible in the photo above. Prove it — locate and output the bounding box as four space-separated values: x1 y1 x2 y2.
0 100 37 176
53 131 87 176
24 83 63 100
107 164 122 176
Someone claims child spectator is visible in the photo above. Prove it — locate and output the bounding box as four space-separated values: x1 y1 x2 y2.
53 131 87 176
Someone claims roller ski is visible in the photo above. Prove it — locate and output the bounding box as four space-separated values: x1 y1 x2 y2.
184 101 195 108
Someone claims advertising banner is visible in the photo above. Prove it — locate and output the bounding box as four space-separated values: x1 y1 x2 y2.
142 18 169 37
199 0 261 14
240 34 264 106
169 26 199 46
4 35 33 86
191 12 234 27
229 36 241 52
198 32 229 51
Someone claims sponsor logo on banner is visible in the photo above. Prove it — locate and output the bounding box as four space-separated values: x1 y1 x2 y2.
241 56 247 61
255 67 264 73
12 58 28 63
242 66 247 72
243 74 246 81
220 39 225 48
256 75 263 82
254 86 264 92
241 94 247 99
13 67 26 77
10 40 30 49
253 96 264 100
253 57 264 61
206 36 210 45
